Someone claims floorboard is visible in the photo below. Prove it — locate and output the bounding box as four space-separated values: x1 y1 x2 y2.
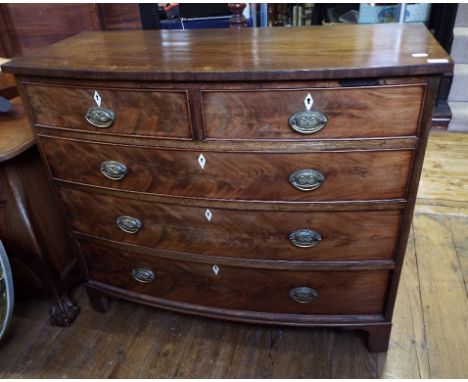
380 227 430 379
413 213 468 378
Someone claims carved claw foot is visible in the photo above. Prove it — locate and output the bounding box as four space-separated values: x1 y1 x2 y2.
49 296 80 327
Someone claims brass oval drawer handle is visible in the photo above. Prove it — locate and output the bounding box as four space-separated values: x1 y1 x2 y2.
288 110 328 134
131 268 155 283
116 215 142 234
85 106 116 129
289 287 318 304
100 160 127 181
289 168 325 191
289 229 321 248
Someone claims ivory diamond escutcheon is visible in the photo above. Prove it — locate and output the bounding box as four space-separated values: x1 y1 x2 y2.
304 93 313 111
198 154 206 169
93 90 102 107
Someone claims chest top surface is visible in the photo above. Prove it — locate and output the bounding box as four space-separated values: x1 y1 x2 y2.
2 23 452 82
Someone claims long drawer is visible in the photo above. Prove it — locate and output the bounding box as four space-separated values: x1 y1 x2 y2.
201 85 425 140
59 187 401 261
41 136 413 202
82 241 391 315
24 83 192 139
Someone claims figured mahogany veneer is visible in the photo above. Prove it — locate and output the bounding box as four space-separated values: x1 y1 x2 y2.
3 24 452 352
40 136 413 202
202 85 425 140
82 241 391 315
58 186 401 261
24 83 192 139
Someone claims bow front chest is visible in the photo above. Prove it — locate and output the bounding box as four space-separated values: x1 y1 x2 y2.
3 23 452 352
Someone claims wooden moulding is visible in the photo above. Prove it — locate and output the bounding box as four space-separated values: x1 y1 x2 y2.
54 180 409 212
76 232 396 271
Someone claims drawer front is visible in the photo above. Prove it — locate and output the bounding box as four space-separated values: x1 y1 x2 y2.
24 83 192 139
41 136 413 202
202 85 425 140
59 187 401 261
82 241 390 315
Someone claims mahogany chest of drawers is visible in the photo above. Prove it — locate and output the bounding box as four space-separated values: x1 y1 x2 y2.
3 24 452 352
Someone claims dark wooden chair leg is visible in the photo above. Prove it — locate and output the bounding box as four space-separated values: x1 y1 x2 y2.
86 286 111 313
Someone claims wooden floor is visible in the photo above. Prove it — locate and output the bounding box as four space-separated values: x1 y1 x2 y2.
1 131 467 378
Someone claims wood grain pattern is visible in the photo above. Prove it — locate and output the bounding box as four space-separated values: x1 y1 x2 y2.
449 216 468 297
59 186 401 262
0 67 17 99
383 129 468 376
2 24 452 81
96 4 142 31
76 234 395 272
0 4 142 59
0 97 34 162
40 136 413 202
0 71 80 327
417 131 468 208
36 124 419 152
54 181 407 213
0 131 466 378
380 226 430 378
82 241 390 316
202 85 425 139
0 291 386 378
0 146 81 326
25 83 192 139
412 213 468 378
0 21 7 57
382 76 440 324
0 4 100 57
4 24 449 354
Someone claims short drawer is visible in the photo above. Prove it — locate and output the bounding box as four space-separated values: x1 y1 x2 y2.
41 136 413 202
82 241 391 315
60 187 401 261
24 83 192 139
201 85 425 140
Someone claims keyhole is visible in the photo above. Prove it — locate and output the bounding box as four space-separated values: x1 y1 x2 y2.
93 90 102 107
304 94 313 110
